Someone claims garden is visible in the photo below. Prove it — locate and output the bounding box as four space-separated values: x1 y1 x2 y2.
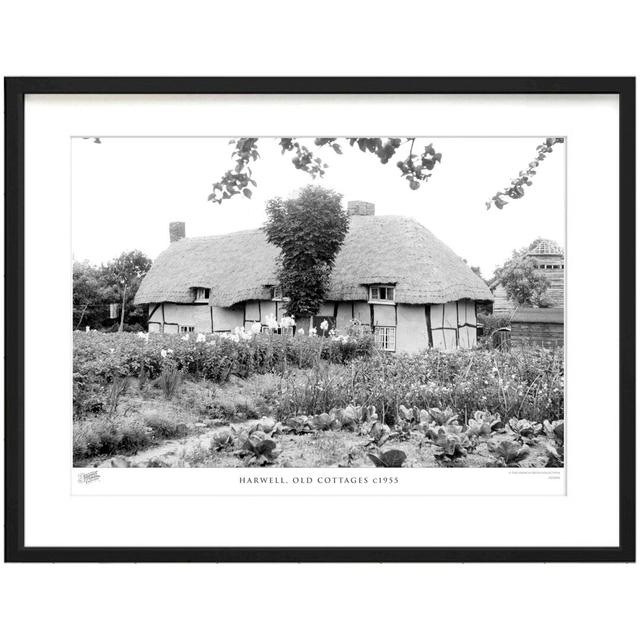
73 326 564 469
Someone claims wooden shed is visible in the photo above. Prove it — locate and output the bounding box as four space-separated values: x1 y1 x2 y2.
510 307 564 347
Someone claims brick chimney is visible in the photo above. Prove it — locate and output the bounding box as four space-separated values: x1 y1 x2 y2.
169 221 186 243
347 201 375 216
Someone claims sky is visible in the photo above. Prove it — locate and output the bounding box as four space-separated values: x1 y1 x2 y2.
71 136 565 278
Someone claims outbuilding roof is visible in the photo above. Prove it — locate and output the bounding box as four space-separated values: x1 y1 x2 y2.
511 307 564 324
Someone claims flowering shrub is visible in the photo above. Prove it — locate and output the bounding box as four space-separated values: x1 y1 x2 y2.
159 362 182 400
273 345 563 425
73 419 151 459
73 329 374 416
74 331 562 446
477 312 512 336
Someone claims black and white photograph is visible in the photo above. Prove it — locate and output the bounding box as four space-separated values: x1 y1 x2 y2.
72 134 565 471
5 75 634 567
2 3 637 637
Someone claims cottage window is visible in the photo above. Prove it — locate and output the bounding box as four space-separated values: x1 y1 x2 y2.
180 325 195 333
194 287 209 303
271 286 289 301
374 326 396 351
261 324 294 336
369 285 395 304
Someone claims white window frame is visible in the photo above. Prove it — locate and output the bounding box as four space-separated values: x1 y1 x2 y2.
374 326 396 351
537 263 564 270
271 286 290 302
194 287 209 303
369 285 396 304
179 325 195 333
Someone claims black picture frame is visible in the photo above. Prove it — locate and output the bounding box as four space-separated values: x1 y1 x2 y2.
4 77 635 563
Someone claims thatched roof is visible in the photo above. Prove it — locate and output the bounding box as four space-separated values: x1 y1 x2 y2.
135 215 493 306
135 229 280 306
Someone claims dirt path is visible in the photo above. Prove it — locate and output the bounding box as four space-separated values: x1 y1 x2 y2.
96 420 259 467
94 424 552 469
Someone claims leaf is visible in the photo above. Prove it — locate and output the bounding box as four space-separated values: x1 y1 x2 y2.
377 432 390 447
242 188 252 199
379 449 407 467
489 441 529 464
370 422 391 446
487 137 564 208
254 439 278 458
312 413 331 430
367 453 386 467
553 422 564 443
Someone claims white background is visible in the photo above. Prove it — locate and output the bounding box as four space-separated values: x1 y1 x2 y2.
1 2 638 639
27 93 601 546
70 135 566 276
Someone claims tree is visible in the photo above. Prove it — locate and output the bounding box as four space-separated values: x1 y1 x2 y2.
462 258 489 286
494 243 551 307
73 261 109 329
83 135 563 211
73 251 153 331
101 250 152 331
208 137 442 204
470 265 491 286
263 185 349 317
486 137 565 210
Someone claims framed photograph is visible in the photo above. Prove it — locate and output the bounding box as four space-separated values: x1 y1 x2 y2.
4 77 635 562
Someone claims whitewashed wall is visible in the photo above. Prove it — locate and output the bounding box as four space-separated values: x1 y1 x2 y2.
148 298 477 350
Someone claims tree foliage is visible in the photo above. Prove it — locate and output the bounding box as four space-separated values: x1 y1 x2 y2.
494 242 552 307
208 137 441 204
73 250 152 331
73 261 110 329
102 250 152 293
263 185 349 317
487 137 565 210
102 250 153 331
470 265 491 286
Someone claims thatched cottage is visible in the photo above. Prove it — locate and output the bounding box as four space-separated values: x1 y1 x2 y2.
135 201 493 352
